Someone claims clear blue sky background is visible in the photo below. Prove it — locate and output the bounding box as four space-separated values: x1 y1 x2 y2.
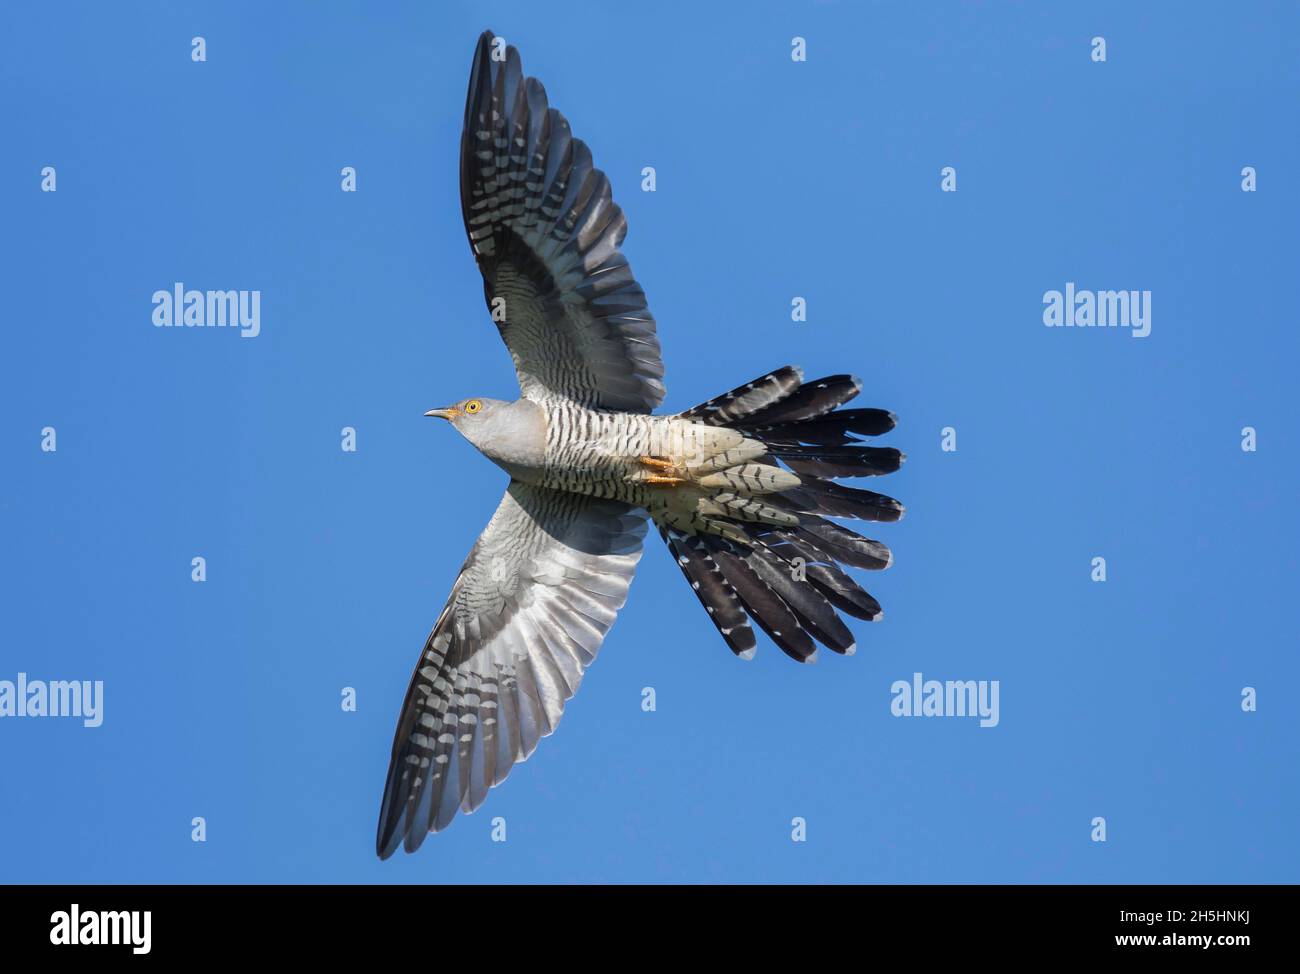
2 1 1297 884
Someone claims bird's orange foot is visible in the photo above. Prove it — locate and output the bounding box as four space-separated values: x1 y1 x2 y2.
639 456 684 486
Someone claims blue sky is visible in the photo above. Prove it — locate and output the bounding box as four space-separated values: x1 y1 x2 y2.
2 0 1297 883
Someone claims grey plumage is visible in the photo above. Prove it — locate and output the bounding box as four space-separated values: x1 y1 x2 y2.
378 483 643 857
460 30 664 412
377 30 905 857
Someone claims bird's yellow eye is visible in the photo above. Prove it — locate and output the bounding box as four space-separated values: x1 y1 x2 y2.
463 400 482 414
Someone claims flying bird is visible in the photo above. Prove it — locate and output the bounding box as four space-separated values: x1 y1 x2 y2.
377 30 904 857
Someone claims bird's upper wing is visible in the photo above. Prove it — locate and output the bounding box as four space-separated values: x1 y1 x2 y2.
460 29 665 413
377 481 646 857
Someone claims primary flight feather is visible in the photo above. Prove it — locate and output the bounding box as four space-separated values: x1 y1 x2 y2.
377 29 904 857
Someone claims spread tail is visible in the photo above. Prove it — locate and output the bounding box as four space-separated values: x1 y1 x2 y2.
659 366 903 662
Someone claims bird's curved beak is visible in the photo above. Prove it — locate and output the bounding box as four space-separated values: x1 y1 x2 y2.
424 407 457 420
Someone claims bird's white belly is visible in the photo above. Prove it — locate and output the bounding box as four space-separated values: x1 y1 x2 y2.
534 404 781 512
536 405 663 500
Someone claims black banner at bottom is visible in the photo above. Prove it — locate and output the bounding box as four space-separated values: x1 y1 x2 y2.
0 884 1278 959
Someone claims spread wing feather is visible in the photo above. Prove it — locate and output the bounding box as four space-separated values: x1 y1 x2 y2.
461 30 665 412
377 481 646 856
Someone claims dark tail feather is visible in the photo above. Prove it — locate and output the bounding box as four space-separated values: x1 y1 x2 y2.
805 561 882 621
700 536 818 663
661 367 900 662
679 366 803 426
776 477 905 522
744 408 898 443
753 527 883 621
741 378 903 480
733 374 863 427
793 515 893 571
661 528 756 658
767 444 904 479
746 543 857 654
659 523 881 662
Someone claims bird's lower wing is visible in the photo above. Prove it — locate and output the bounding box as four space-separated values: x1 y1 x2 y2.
377 481 646 857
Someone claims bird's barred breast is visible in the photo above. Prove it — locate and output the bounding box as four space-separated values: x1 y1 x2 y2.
538 403 734 502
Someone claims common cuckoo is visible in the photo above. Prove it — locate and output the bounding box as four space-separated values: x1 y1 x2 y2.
377 30 904 857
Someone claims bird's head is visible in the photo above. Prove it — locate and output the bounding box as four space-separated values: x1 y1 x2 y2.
424 397 546 474
424 397 506 427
